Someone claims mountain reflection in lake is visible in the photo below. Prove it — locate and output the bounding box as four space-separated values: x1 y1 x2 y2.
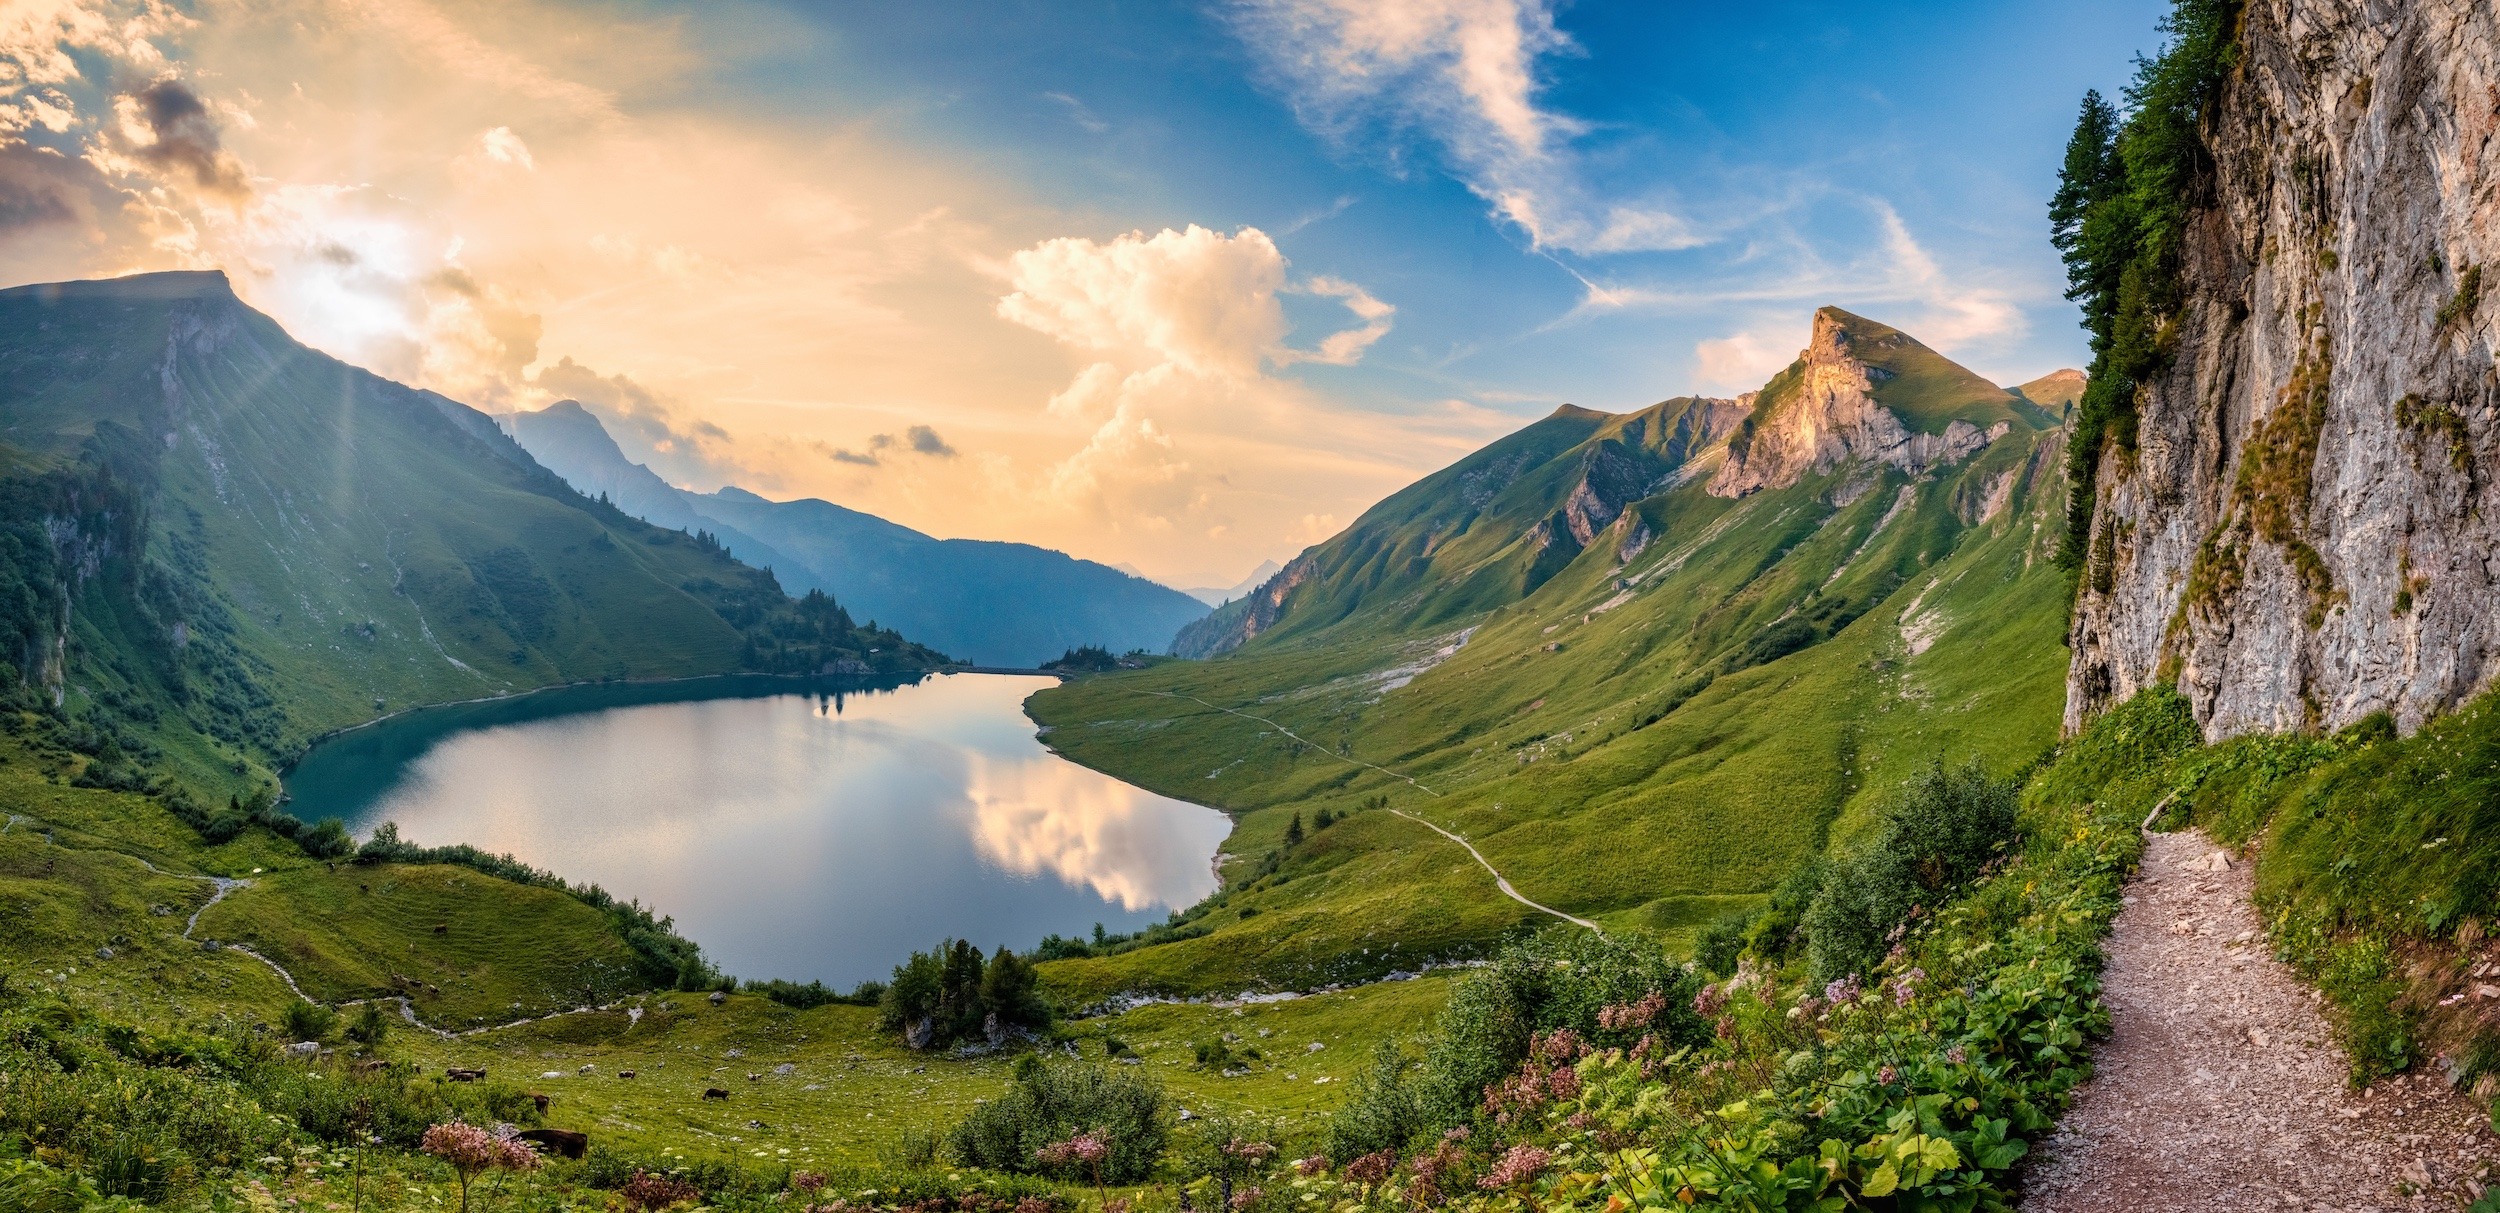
291 673 1232 986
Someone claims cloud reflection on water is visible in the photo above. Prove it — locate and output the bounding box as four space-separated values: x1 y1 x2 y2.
965 752 1225 910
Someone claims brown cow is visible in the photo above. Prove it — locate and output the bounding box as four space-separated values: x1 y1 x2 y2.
527 1092 551 1114
702 1088 730 1101
445 1067 486 1082
517 1129 587 1160
617 1070 636 1079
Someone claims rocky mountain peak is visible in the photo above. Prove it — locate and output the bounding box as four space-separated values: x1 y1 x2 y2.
1706 307 2017 499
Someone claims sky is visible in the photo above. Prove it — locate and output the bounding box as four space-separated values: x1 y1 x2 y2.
0 0 2169 588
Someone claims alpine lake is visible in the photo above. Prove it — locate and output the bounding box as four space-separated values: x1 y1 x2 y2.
282 673 1232 987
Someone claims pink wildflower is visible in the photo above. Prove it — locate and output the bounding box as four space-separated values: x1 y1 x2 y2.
1477 1145 1553 1191
1227 1187 1263 1212
1342 1151 1394 1185
1293 1155 1329 1177
1691 983 1728 1019
1945 1044 1968 1065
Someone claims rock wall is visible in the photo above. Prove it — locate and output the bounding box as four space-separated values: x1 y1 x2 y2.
2067 0 2500 737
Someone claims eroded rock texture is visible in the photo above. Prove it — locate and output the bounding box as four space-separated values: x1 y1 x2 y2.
2068 0 2500 738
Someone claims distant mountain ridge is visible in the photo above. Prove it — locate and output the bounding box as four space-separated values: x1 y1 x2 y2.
507 403 1209 667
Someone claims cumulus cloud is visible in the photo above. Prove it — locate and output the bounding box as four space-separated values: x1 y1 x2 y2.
124 79 249 200
999 225 1290 379
996 225 1396 532
1230 0 1698 257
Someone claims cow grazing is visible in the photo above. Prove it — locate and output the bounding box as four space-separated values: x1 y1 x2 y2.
517 1129 587 1160
702 1088 730 1101
445 1067 486 1082
527 1092 550 1114
617 1070 636 1079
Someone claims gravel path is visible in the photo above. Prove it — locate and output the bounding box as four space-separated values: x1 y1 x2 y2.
2025 830 2500 1211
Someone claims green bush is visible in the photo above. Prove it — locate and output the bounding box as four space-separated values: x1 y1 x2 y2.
280 999 338 1043
1804 759 2018 983
1693 912 1750 978
945 1060 1167 1183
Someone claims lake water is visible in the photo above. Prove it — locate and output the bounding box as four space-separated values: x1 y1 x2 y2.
285 673 1233 986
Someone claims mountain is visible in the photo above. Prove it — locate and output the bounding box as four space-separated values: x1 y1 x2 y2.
2065 0 2499 739
2009 368 2087 415
0 271 940 798
1176 307 2045 660
504 403 1209 667
1182 561 1282 607
1032 305 2076 995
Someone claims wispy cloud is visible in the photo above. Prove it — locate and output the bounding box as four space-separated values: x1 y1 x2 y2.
1229 0 1699 257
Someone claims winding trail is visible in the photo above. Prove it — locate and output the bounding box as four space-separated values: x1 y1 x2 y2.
6 811 594 1040
1125 688 1443 797
1107 688 1599 933
1389 809 1602 933
2024 829 2500 1210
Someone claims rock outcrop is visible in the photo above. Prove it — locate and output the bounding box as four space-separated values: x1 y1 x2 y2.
2066 0 2500 738
1708 309 2013 499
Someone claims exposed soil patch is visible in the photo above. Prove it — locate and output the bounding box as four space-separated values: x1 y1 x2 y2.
2025 830 2500 1210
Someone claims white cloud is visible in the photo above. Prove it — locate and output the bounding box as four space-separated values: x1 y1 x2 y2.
1285 274 1394 365
995 224 1410 548
1231 0 1701 257
999 224 1289 378
1693 327 1800 394
479 125 534 169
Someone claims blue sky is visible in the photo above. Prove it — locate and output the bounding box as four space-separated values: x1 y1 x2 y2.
0 0 2171 582
740 0 2167 401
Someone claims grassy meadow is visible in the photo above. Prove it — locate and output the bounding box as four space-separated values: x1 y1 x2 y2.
1030 428 2074 999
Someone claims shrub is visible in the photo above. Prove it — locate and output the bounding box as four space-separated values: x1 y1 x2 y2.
945 1060 1168 1183
1804 759 2019 983
280 999 338 1043
1322 925 1706 1156
1693 910 1752 978
345 1002 389 1047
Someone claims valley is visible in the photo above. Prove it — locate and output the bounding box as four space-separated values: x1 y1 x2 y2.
6 0 2500 1209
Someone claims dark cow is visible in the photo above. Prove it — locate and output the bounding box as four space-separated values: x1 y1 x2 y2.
702 1087 730 1101
617 1070 636 1079
517 1129 588 1160
445 1067 487 1082
527 1092 551 1114
432 923 448 935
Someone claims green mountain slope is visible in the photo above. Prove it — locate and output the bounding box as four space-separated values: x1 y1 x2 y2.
1031 308 2077 998
508 401 1211 667
1175 394 1748 658
0 271 940 802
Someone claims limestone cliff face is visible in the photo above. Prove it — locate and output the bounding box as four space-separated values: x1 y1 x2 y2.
2067 0 2500 737
1708 309 2010 499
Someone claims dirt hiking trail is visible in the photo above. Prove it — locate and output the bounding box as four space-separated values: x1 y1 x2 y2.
2025 830 2500 1211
